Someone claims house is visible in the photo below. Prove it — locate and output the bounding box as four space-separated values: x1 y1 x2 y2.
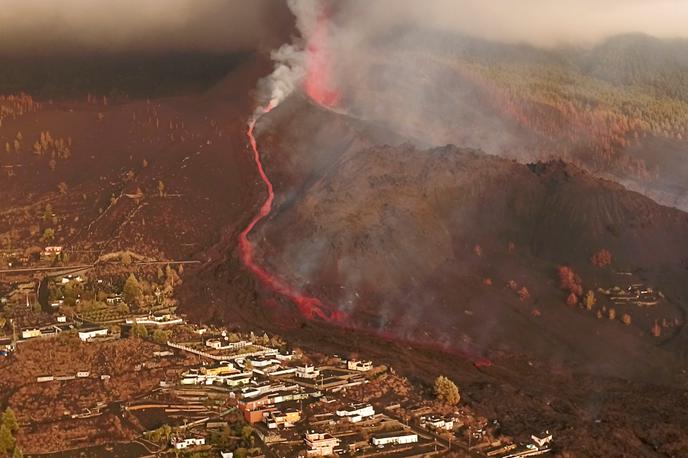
371 432 418 446
0 338 14 353
202 363 239 377
125 314 184 327
531 431 553 448
304 432 340 457
220 452 234 458
171 436 206 449
105 294 123 305
42 246 63 257
205 338 250 351
56 315 67 323
242 406 277 424
295 365 320 379
420 415 454 431
265 408 301 429
78 327 108 342
21 329 42 339
246 356 279 368
153 350 174 357
276 351 295 362
239 394 272 412
76 371 90 378
336 403 375 423
347 360 373 372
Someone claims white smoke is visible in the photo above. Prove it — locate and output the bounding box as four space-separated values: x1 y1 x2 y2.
254 0 323 113
262 44 306 109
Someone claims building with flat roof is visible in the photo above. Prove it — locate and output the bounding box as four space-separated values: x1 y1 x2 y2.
305 432 340 457
371 431 418 446
78 327 108 342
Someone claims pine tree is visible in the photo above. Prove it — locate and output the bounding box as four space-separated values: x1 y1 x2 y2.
434 375 460 405
123 274 142 306
2 408 17 434
0 425 15 454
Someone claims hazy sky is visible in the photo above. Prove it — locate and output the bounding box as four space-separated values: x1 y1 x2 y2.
0 0 290 54
0 0 686 55
341 0 688 47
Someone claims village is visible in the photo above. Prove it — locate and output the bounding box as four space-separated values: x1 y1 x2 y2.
0 247 556 457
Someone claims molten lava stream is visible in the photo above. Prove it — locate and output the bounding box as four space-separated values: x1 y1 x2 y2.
239 105 342 322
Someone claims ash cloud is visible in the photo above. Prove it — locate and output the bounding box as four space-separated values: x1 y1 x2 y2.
0 0 291 55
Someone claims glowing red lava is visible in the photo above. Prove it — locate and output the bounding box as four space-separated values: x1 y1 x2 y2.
239 112 492 367
304 11 341 108
239 104 343 323
238 6 492 368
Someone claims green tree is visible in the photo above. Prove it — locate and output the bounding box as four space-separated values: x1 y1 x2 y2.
434 375 461 405
41 228 55 242
147 424 171 445
123 274 142 306
241 425 253 443
0 425 15 454
2 408 18 434
12 446 23 458
152 329 171 345
130 322 148 339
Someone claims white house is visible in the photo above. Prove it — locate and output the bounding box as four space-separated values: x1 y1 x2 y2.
347 360 373 372
531 431 553 448
56 315 67 323
42 246 63 257
336 403 375 423
171 436 206 449
78 328 108 342
21 329 42 339
421 415 454 431
371 432 418 446
125 314 184 327
295 365 320 379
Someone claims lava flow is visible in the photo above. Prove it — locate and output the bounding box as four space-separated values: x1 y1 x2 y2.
239 104 344 323
239 108 491 366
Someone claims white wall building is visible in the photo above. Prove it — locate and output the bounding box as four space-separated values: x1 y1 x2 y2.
347 360 373 372
22 329 42 339
295 365 320 379
336 403 375 423
371 432 418 446
171 437 206 449
78 328 108 342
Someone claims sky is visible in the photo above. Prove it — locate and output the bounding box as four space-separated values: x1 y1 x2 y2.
0 0 290 54
0 0 686 55
342 0 688 47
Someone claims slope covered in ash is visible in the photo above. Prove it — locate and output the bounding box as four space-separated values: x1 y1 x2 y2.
254 100 688 381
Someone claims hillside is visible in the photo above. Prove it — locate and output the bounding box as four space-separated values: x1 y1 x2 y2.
255 119 688 372
0 54 272 262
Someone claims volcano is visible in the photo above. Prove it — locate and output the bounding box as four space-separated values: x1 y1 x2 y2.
238 95 688 377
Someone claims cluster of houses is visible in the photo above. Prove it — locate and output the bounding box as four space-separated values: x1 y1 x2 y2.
601 283 662 307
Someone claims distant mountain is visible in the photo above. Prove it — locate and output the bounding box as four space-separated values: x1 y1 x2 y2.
582 33 688 99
